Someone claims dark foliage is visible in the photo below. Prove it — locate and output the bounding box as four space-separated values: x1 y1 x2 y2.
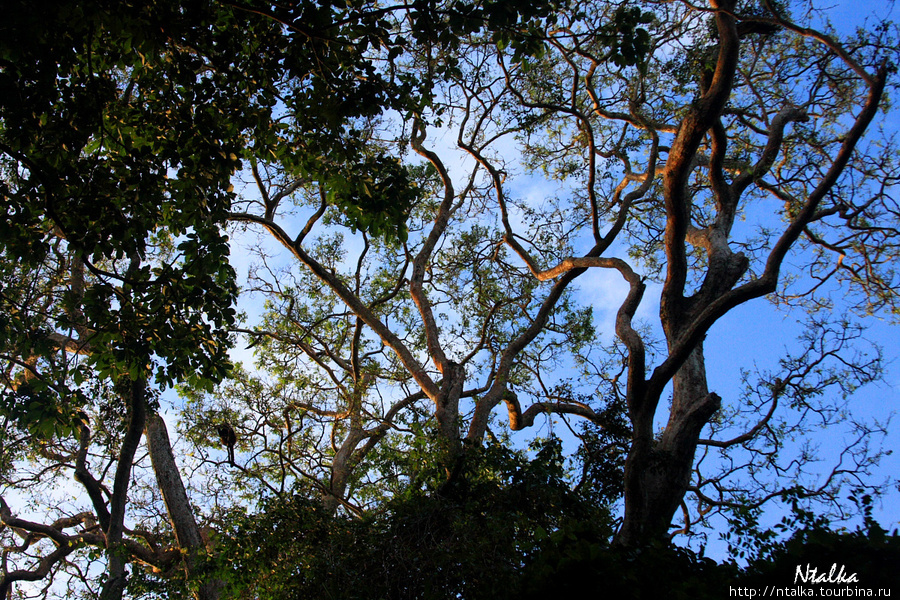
206 437 615 599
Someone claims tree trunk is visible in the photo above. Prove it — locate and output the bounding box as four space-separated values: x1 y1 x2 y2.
322 429 363 514
100 378 147 600
145 413 223 600
435 361 465 452
616 346 720 546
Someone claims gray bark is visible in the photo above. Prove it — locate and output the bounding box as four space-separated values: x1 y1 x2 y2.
145 413 223 600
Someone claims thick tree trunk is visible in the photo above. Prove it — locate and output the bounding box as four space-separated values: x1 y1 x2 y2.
435 361 465 452
616 346 720 546
145 413 223 600
617 440 690 546
431 362 468 496
614 0 736 549
323 429 363 514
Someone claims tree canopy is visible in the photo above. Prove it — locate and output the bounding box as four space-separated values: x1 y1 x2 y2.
1 0 899 598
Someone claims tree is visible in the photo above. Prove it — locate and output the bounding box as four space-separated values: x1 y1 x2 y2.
0 0 266 595
215 0 897 547
2 0 899 597
0 0 589 596
0 0 431 595
485 0 898 546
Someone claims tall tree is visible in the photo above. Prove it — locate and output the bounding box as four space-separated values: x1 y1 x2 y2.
0 0 253 594
204 23 651 539
0 0 581 596
214 0 898 550
2 0 898 597
0 0 417 595
475 0 898 545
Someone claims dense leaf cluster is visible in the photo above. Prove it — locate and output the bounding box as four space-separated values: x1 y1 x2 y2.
187 437 616 600
172 443 900 600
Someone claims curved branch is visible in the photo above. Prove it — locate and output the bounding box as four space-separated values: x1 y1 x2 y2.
501 389 602 431
661 0 740 308
648 66 888 400
409 117 458 374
